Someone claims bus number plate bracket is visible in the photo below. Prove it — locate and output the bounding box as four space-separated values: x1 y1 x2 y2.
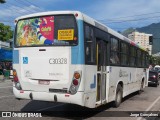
39 80 50 85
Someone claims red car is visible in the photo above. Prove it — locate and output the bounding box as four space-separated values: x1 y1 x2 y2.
148 70 159 87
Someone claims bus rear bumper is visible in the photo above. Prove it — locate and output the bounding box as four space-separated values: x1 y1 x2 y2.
13 87 85 106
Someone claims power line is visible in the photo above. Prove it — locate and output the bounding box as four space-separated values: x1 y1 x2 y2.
15 0 39 12
22 0 44 12
0 4 23 18
1 3 30 15
13 0 38 13
101 15 160 24
99 11 160 22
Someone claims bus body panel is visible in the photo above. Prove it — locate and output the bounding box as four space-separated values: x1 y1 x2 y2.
13 87 85 106
108 66 146 102
13 11 149 108
14 47 71 92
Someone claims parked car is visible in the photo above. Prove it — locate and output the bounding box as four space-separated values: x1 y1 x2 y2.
148 70 159 87
153 67 160 80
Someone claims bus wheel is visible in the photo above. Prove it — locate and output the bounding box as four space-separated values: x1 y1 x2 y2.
138 80 144 94
113 84 123 108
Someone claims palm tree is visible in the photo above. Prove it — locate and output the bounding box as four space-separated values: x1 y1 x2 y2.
0 0 5 3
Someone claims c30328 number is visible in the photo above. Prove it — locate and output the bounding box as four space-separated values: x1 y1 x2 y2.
49 58 67 64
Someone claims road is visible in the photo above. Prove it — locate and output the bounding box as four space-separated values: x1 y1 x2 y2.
0 79 160 120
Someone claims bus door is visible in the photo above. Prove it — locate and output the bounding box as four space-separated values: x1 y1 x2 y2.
96 40 107 105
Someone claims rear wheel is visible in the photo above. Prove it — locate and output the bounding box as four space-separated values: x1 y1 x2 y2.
155 82 158 87
138 80 144 94
113 84 123 108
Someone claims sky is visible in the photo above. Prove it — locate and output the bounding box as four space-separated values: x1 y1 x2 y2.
1 0 160 31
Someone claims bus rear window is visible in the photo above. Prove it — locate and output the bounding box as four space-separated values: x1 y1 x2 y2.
15 15 78 47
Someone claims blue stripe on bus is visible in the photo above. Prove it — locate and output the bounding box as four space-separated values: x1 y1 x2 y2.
13 50 19 64
90 74 96 89
71 20 84 64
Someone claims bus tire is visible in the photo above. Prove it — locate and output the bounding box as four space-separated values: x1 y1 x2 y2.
113 84 123 108
138 80 144 94
155 82 158 87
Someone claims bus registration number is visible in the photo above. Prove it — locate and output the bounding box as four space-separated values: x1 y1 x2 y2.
49 58 67 64
39 80 50 85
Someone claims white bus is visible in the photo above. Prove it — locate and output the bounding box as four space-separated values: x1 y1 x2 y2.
13 11 149 108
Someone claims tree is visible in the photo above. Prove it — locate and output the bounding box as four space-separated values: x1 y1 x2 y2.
0 23 13 41
0 0 5 3
122 27 136 37
149 55 160 66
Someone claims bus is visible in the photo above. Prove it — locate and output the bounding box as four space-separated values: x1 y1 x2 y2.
13 11 149 108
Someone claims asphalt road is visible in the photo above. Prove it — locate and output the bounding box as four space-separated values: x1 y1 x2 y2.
0 79 160 120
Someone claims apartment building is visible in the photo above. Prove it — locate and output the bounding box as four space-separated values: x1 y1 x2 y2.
128 31 152 55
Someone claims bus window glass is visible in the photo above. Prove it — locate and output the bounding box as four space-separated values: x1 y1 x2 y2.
85 25 95 64
110 52 120 64
111 38 118 51
15 15 78 47
130 46 136 66
110 38 120 64
137 50 142 67
142 52 145 67
120 42 128 65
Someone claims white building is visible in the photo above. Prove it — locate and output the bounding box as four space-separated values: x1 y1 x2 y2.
128 31 152 55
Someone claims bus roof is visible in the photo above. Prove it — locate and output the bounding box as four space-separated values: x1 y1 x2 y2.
15 11 146 52
82 13 147 51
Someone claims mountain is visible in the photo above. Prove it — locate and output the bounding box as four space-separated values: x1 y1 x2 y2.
122 27 136 37
122 22 160 54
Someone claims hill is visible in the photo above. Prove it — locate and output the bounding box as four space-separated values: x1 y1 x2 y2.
122 22 160 54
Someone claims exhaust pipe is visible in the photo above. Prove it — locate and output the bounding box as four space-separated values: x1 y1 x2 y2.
54 95 57 102
29 93 33 100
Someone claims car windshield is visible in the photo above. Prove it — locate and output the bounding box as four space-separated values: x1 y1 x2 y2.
149 71 157 76
154 67 160 71
15 15 78 47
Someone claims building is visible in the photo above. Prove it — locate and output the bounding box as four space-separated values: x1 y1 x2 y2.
0 40 13 61
128 31 152 55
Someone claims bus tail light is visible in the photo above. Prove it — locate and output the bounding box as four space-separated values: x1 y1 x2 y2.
74 72 80 79
75 13 78 17
13 69 22 90
73 79 79 86
69 71 81 95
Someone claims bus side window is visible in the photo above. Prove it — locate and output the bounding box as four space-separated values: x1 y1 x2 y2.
84 24 95 64
110 38 120 65
110 52 119 64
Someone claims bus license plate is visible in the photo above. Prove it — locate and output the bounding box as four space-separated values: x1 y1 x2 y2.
39 80 50 85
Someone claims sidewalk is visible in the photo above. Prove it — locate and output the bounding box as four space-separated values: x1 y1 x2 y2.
0 77 13 83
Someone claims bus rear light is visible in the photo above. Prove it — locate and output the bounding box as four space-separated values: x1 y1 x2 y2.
69 71 81 94
13 69 19 82
14 76 19 82
13 70 17 77
74 72 80 79
70 85 77 94
75 13 78 17
13 69 22 90
15 82 22 90
73 79 78 86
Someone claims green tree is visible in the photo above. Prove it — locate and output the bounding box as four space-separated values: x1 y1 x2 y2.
0 23 13 41
149 55 160 65
0 0 5 3
122 27 136 37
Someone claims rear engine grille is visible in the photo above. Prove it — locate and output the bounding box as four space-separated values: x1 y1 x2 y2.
49 89 68 93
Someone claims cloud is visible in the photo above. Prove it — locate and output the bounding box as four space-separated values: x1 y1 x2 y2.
0 4 45 28
0 5 44 21
1 0 160 30
84 0 160 30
